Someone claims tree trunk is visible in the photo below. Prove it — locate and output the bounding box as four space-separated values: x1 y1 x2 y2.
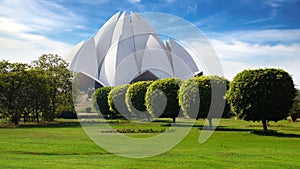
172 117 176 125
208 118 213 130
36 111 39 123
262 119 268 132
14 119 19 125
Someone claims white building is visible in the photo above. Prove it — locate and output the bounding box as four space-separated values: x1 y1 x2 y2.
65 11 200 86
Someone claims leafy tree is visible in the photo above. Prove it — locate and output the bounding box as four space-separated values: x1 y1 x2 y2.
145 78 181 123
125 81 153 121
94 86 114 118
226 68 296 132
108 84 131 119
24 69 50 123
32 54 73 121
179 76 230 129
0 56 73 124
0 62 31 124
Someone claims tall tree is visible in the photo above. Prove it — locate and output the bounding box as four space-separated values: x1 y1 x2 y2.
32 54 73 121
0 61 31 124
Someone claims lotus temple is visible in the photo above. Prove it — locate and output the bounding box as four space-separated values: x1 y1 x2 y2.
66 11 202 87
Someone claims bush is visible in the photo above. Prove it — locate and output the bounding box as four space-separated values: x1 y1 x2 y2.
108 84 131 119
226 68 296 132
94 86 114 116
145 78 181 123
56 105 77 119
125 81 153 121
179 76 230 128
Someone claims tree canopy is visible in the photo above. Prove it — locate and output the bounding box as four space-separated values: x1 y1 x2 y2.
145 78 181 123
108 84 131 119
179 75 230 128
226 68 296 132
125 81 153 121
0 54 74 125
94 86 114 118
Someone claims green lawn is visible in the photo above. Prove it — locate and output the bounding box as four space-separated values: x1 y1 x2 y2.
0 119 300 169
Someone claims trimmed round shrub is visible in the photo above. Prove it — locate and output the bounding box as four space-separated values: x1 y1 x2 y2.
226 68 296 132
108 84 131 119
94 86 114 116
179 76 230 128
125 81 153 120
145 78 181 123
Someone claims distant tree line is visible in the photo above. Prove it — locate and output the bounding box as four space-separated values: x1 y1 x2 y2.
0 54 74 125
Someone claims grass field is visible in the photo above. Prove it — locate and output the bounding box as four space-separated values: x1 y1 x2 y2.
0 119 300 169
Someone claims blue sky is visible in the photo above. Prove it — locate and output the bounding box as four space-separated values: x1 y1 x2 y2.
0 0 299 86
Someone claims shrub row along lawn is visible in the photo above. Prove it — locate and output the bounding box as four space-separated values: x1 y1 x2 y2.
0 119 300 169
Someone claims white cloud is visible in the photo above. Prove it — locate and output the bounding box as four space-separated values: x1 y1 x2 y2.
205 29 300 87
0 0 77 63
210 29 300 44
0 17 34 33
0 0 83 33
0 35 72 64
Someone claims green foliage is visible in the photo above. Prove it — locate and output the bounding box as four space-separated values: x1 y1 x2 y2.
179 76 230 121
0 62 45 124
226 68 296 131
56 105 77 119
125 81 153 120
94 86 114 115
33 54 73 122
108 84 131 119
145 78 181 123
0 54 73 125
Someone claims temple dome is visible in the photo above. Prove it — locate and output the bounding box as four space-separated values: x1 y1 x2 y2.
65 11 200 86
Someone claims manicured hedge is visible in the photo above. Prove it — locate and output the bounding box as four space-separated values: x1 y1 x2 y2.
94 86 114 116
179 75 230 128
125 81 153 121
108 84 131 119
145 78 181 123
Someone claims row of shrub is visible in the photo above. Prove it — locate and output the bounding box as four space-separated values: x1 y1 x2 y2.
93 75 231 126
94 68 297 131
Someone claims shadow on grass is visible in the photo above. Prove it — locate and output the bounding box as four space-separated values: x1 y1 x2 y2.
251 130 300 138
0 119 133 128
7 150 111 155
0 121 82 128
196 125 300 138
